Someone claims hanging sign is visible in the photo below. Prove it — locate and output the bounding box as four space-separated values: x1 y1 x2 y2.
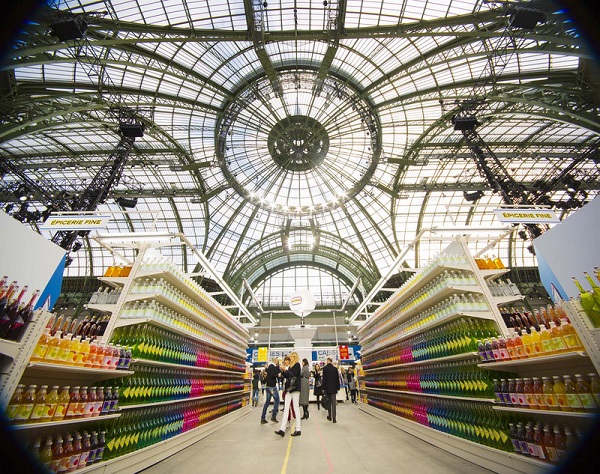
257 347 269 362
40 215 111 230
493 209 560 224
289 289 316 317
339 345 350 360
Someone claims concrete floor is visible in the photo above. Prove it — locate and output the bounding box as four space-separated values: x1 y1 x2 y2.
140 397 494 474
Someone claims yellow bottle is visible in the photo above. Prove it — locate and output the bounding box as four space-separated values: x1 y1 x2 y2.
492 255 505 269
521 329 533 358
57 333 73 365
41 385 59 422
560 318 584 351
79 337 91 367
553 376 571 412
68 335 82 366
539 324 555 354
44 331 62 362
549 321 567 353
529 327 543 357
31 328 51 362
52 386 70 421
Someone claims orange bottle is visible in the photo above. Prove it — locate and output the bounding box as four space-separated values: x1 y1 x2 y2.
513 330 525 359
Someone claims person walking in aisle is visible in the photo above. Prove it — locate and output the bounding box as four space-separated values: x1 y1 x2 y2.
260 357 280 424
348 369 357 404
313 364 323 409
340 366 349 401
299 358 310 419
251 370 260 407
261 368 267 398
275 352 302 437
322 357 340 423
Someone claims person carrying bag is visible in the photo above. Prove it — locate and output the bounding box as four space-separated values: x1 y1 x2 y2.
274 352 302 437
321 357 340 423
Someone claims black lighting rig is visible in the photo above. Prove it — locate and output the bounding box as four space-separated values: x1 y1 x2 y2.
444 3 553 252
0 4 154 261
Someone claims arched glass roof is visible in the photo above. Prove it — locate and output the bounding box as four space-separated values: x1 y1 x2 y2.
1 0 599 321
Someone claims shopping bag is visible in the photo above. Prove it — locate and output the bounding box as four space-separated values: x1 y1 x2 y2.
321 393 330 410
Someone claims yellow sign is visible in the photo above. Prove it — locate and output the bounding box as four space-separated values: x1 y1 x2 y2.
493 209 560 224
257 347 268 362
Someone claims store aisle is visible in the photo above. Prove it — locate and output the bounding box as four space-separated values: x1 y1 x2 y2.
140 399 493 474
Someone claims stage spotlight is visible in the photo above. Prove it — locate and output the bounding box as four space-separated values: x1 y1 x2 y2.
116 197 138 208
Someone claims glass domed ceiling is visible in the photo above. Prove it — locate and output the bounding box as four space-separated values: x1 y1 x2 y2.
0 0 599 322
217 70 380 215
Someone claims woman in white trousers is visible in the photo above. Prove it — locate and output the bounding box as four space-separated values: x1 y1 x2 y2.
274 352 302 437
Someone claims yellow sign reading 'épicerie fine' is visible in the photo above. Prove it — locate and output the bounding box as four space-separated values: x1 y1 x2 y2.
40 215 112 230
493 209 561 224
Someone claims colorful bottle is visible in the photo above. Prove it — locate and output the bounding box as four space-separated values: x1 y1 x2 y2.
552 376 570 412
560 318 584 351
548 321 567 353
542 377 558 411
572 276 600 327
539 323 555 354
41 385 59 422
52 386 71 421
29 384 48 424
15 384 37 423
5 383 24 421
575 374 598 411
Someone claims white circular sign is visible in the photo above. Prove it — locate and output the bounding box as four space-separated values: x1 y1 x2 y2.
289 289 316 317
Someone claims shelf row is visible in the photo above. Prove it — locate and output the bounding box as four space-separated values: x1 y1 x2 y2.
9 390 246 431
361 311 497 356
360 261 509 335
22 359 243 380
362 386 596 419
88 290 246 349
99 267 247 338
363 351 593 374
112 317 246 359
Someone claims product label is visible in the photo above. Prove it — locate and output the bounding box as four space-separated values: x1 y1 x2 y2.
5 405 18 420
16 403 34 421
541 340 554 352
29 404 44 421
564 334 580 349
578 393 597 410
544 394 557 408
566 393 583 409
546 446 559 462
552 337 567 351
54 403 67 419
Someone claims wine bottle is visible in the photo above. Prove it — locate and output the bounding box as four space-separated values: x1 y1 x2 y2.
5 289 40 342
0 282 21 338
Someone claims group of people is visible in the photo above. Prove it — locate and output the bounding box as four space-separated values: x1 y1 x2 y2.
251 354 347 437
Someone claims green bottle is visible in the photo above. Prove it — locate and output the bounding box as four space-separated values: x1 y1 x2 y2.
573 276 600 327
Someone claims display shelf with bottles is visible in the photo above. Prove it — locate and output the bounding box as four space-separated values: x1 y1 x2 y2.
12 413 122 431
96 258 248 339
358 237 562 473
111 317 245 359
25 362 135 380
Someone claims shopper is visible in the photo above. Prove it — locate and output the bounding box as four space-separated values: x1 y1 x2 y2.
251 370 260 407
261 369 267 398
348 372 357 404
260 357 280 424
322 357 340 423
275 352 302 437
299 358 310 419
340 366 349 400
313 363 323 409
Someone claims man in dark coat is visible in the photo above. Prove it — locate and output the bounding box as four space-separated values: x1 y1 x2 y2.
321 357 341 423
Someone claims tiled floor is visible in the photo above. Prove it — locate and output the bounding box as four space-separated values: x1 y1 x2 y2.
140 398 494 474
